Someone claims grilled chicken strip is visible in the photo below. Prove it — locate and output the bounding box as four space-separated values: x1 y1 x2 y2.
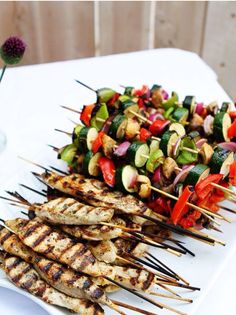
4 218 114 277
30 197 114 225
1 252 104 315
0 226 121 312
41 172 149 216
3 220 157 293
61 216 125 241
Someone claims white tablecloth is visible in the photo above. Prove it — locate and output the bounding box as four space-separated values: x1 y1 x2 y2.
0 48 235 315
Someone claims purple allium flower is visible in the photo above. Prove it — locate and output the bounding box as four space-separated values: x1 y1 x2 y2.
0 36 26 65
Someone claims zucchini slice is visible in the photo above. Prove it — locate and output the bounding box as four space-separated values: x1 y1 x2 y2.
209 148 234 177
146 149 164 173
78 127 98 152
184 164 210 186
183 96 195 114
160 131 179 157
220 102 230 113
213 112 231 142
109 114 128 139
169 123 186 137
58 144 77 165
127 141 150 168
171 107 189 124
82 151 102 176
115 165 138 193
149 139 160 155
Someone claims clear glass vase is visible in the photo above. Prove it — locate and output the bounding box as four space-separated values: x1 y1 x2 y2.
0 129 6 153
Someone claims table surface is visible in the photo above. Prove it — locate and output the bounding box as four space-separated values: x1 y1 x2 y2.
0 48 235 315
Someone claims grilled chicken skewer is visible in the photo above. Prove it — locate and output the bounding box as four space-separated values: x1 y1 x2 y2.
4 191 187 255
0 226 159 315
0 251 105 315
0 222 189 315
35 171 150 225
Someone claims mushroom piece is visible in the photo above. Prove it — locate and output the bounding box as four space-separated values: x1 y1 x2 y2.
137 175 151 199
199 143 214 164
102 134 116 158
162 157 178 179
125 118 140 139
190 113 204 129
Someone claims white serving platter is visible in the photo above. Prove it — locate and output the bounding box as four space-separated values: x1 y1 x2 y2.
0 48 235 315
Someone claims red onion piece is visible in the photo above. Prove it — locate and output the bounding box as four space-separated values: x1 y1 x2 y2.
114 141 131 157
102 115 115 133
152 166 161 184
128 173 138 189
173 165 195 186
218 142 236 152
149 112 165 122
196 138 207 149
196 102 204 115
162 89 169 100
173 138 181 158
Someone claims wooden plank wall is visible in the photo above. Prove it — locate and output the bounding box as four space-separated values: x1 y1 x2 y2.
0 1 235 98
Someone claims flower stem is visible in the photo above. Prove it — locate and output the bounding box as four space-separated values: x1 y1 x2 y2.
0 64 7 83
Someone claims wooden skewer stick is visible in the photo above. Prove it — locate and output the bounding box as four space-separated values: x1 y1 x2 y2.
145 252 190 286
156 280 200 292
188 228 226 246
150 291 193 303
112 300 158 315
60 105 81 114
100 222 141 233
211 182 236 199
117 256 176 283
218 204 236 214
75 79 97 93
54 128 72 136
106 277 187 315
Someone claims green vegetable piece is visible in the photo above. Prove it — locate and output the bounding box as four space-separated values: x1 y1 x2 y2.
164 107 175 119
162 92 178 110
184 164 210 186
146 149 164 173
97 88 116 103
213 112 231 142
90 103 109 130
171 107 189 124
176 136 198 165
183 96 195 114
127 141 150 168
58 144 77 165
124 86 134 96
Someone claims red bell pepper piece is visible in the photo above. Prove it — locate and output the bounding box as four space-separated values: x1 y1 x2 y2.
147 197 172 216
229 111 236 120
149 119 169 136
229 161 236 186
107 93 120 107
197 198 220 213
80 104 95 127
195 174 223 200
98 157 115 187
92 131 104 154
171 186 193 225
139 128 152 142
133 85 150 98
228 119 236 139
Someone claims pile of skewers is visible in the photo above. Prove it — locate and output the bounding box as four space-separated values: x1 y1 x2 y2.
55 81 236 231
0 80 235 315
